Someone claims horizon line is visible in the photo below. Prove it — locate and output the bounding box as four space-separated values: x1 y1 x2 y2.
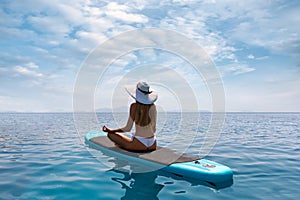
1 111 300 114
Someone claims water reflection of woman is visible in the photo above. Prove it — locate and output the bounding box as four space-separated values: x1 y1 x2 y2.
110 169 164 200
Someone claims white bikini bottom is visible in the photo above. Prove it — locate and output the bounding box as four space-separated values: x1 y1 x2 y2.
132 136 156 147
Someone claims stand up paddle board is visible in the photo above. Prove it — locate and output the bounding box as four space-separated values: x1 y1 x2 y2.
85 130 233 185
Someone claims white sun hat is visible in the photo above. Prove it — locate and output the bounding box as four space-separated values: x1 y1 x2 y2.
125 81 158 105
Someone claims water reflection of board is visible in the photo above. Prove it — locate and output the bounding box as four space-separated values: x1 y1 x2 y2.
85 130 233 185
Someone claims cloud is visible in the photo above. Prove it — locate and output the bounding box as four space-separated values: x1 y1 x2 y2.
247 54 255 59
0 26 37 41
221 63 255 76
0 0 299 112
153 4 238 63
14 65 43 78
224 1 300 57
25 62 39 69
105 2 149 23
247 54 269 60
1 0 237 74
27 15 71 35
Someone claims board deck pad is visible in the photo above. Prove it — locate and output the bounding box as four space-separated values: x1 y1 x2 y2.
90 136 199 165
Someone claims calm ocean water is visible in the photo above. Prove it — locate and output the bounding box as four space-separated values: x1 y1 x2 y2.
0 112 299 199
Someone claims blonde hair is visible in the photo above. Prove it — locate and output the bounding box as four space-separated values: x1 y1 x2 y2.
134 102 152 127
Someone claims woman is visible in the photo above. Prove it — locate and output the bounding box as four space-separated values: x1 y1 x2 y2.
102 81 158 152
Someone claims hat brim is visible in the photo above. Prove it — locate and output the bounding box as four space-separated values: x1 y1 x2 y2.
125 85 158 105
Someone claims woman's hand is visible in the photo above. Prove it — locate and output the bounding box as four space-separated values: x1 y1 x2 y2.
102 125 111 132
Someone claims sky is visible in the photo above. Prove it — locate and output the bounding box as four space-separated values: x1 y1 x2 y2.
0 0 300 112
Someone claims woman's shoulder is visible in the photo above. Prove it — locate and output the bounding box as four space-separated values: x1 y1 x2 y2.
129 103 137 112
150 103 156 108
130 102 137 107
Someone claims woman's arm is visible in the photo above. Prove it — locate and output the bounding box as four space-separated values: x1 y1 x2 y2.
102 103 136 133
